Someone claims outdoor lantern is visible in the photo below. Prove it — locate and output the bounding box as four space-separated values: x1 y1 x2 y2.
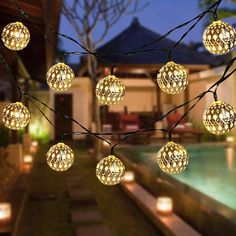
0 203 11 223
46 143 74 171
2 102 30 130
203 101 236 135
23 154 33 164
122 171 135 183
156 197 173 216
203 20 236 55
157 61 188 95
226 136 234 143
30 141 38 154
46 63 75 91
1 22 30 51
96 155 125 185
157 141 189 174
95 75 125 105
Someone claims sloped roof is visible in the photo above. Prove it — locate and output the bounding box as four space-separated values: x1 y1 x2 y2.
97 18 222 67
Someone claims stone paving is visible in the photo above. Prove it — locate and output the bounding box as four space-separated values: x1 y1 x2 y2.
66 156 112 236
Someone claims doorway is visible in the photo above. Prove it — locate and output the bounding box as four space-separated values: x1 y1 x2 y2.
54 94 73 140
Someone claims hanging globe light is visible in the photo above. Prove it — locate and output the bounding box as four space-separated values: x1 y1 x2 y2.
46 63 75 91
96 155 125 185
1 22 30 51
203 101 236 135
46 143 74 171
2 102 30 130
203 20 236 55
95 75 125 105
157 61 188 95
157 141 189 174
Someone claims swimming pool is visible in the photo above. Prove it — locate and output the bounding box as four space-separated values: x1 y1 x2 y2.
118 144 236 211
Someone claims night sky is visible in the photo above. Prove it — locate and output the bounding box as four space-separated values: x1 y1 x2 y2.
59 0 234 63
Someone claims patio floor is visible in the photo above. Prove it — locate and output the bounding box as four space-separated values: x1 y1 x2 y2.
16 143 163 236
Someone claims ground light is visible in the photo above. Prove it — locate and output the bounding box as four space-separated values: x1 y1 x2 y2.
122 171 135 183
156 197 173 216
1 22 30 51
0 203 11 224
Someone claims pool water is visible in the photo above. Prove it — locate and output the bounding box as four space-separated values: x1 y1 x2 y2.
118 145 236 210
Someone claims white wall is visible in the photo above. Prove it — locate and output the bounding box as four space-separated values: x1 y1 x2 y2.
108 78 157 112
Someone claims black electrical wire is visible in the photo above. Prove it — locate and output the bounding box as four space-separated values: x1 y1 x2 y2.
1 0 234 156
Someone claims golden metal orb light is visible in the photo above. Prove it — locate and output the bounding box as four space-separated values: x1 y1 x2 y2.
46 143 74 171
95 75 125 105
157 61 188 95
203 101 236 135
157 141 189 174
2 102 30 130
96 155 125 185
203 20 236 55
46 63 75 91
1 22 30 51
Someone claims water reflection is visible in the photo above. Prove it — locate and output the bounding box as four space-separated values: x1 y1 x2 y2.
226 147 235 171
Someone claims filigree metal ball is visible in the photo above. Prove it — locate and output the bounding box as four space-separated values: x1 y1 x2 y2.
203 20 236 55
203 101 236 135
95 75 125 105
2 102 30 130
46 143 74 171
96 155 125 185
1 22 30 51
157 141 189 174
157 61 188 95
46 63 75 91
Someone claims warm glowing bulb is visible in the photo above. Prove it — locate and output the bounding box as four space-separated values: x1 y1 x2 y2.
46 63 75 91
157 141 189 174
156 197 173 216
0 203 11 222
203 101 236 135
2 102 30 130
122 171 135 183
203 20 236 55
1 22 30 50
46 143 74 171
157 61 188 95
95 75 125 105
96 155 125 185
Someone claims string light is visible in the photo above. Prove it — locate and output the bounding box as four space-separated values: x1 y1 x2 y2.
2 102 30 130
2 0 236 184
157 61 188 94
203 20 236 55
1 22 30 51
46 63 75 91
96 155 125 185
157 141 189 174
46 142 74 171
95 75 125 105
203 100 236 135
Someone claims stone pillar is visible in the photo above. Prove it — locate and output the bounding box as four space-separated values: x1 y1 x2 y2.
10 59 18 144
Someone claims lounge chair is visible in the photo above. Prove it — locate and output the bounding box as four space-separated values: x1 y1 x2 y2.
166 113 202 142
